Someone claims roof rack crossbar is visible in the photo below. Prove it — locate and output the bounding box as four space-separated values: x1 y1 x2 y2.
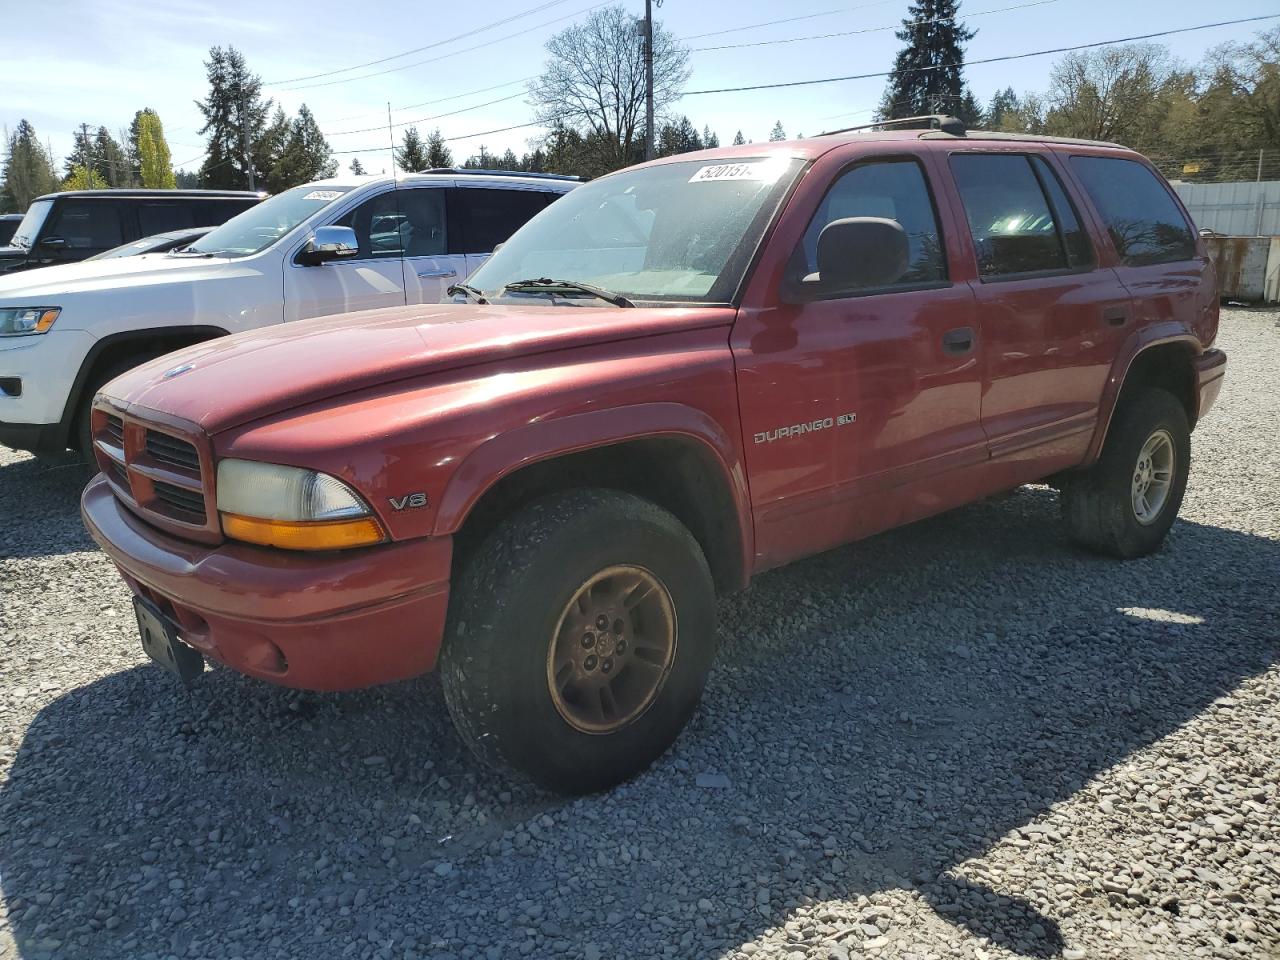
418 167 582 182
819 114 966 138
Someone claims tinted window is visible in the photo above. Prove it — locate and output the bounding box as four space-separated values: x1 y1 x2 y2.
1030 156 1094 268
951 154 1072 278
336 188 447 259
1070 156 1195 266
454 188 552 254
45 201 124 251
799 159 946 286
138 202 196 236
0 219 18 246
191 199 257 227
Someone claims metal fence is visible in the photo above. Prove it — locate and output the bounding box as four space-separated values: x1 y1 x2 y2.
1171 180 1280 236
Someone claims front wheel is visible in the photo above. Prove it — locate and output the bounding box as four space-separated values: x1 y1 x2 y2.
1061 388 1191 558
440 488 717 794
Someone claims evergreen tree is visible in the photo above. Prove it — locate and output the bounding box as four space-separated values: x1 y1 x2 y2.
956 88 985 128
1 120 60 212
878 0 975 120
91 127 131 188
769 121 786 141
175 169 200 189
522 147 546 172
395 127 427 172
702 126 720 148
269 105 337 189
986 87 1020 129
254 107 292 191
499 148 520 170
350 158 366 176
424 128 453 169
195 46 273 189
732 130 746 145
135 110 175 188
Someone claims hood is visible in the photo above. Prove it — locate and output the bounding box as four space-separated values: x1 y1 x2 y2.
0 252 245 303
105 301 736 434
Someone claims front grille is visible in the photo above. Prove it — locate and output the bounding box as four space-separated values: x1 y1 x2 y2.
145 431 200 471
110 461 131 492
105 415 125 446
152 481 207 521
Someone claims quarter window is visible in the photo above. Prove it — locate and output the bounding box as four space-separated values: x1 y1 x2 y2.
950 154 1073 278
1030 156 1094 268
1069 156 1195 266
798 159 947 288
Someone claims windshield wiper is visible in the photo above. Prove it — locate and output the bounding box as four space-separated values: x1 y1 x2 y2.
447 282 488 304
501 277 634 308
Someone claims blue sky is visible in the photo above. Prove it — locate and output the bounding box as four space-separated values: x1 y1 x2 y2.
5 0 1278 180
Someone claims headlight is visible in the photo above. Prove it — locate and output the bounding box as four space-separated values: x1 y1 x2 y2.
0 307 60 336
216 459 385 550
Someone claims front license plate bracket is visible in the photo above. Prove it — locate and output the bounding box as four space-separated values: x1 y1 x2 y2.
134 596 204 684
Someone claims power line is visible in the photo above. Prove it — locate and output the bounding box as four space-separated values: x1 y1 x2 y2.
329 77 534 124
681 15 1280 96
690 0 1057 53
682 0 899 41
264 0 573 86
278 1 610 92
328 91 527 137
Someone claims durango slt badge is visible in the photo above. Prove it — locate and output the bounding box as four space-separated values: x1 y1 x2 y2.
754 412 856 444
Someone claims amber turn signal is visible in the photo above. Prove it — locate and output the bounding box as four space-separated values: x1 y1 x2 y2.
220 513 386 551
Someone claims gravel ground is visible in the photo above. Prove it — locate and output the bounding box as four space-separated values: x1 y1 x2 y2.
2 308 1278 960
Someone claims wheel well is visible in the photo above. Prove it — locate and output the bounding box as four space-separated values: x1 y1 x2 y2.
453 437 746 595
1117 342 1197 428
65 327 228 429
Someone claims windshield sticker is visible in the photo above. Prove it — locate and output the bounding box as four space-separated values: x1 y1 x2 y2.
688 160 787 184
303 190 343 201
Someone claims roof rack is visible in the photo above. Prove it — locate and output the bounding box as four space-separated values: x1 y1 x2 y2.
418 167 582 182
819 114 966 138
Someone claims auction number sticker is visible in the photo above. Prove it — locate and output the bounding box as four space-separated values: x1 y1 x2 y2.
303 190 344 201
688 159 788 184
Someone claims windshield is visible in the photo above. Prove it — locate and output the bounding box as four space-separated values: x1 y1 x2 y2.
10 199 52 249
467 156 805 305
186 185 354 258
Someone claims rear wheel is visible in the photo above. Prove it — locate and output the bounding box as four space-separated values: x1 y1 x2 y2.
1061 388 1190 558
440 488 717 794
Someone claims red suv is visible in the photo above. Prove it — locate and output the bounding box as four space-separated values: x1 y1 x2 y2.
82 121 1226 793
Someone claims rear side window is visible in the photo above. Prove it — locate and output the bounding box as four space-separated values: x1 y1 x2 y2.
1069 156 1195 266
138 202 196 236
950 154 1076 278
453 188 553 254
799 158 946 286
336 188 447 259
44 201 124 251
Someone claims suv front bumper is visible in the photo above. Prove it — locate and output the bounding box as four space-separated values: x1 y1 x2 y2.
81 476 453 691
0 329 97 452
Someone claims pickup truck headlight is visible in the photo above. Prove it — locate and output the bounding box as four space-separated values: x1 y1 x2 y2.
216 459 385 550
0 307 60 336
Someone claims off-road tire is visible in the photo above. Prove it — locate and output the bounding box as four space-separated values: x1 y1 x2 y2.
74 357 145 463
440 488 717 794
1061 388 1190 558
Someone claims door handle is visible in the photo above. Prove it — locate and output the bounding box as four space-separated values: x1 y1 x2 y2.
1103 306 1128 327
416 268 457 279
941 326 976 355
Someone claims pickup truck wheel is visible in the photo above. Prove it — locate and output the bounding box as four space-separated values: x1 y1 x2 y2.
440 488 716 794
1061 388 1190 558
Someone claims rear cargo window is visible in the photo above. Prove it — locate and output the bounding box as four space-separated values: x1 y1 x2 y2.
1069 156 1195 266
950 154 1073 279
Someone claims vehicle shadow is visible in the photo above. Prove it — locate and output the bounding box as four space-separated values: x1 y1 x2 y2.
2 488 1276 959
0 450 94 560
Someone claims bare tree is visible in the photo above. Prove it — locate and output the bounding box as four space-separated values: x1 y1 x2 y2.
528 5 690 173
1043 43 1175 144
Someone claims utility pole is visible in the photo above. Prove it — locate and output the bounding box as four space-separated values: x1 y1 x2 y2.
79 123 96 185
643 0 657 161
239 93 257 192
388 102 397 177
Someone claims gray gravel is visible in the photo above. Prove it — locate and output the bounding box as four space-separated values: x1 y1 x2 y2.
2 308 1278 960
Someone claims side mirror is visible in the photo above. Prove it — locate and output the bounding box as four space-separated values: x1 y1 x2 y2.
803 217 909 293
298 225 359 266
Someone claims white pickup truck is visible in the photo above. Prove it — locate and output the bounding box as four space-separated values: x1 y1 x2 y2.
0 169 577 458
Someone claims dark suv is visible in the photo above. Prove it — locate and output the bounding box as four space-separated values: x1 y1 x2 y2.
0 189 263 273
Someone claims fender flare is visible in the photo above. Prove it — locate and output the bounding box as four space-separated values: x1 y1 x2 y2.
55 325 231 440
1083 324 1200 466
432 401 753 587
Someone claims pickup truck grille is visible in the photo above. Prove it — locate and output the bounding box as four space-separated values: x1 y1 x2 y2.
90 405 221 544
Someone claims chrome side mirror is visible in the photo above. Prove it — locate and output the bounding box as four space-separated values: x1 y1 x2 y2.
298 225 359 266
